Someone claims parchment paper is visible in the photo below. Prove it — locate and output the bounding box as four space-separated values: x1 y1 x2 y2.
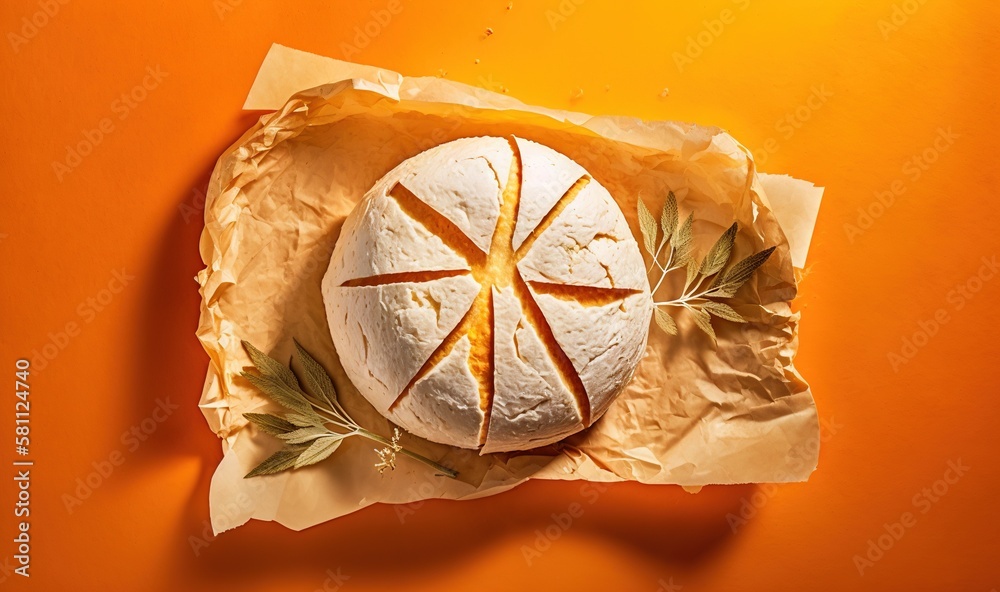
197 44 823 533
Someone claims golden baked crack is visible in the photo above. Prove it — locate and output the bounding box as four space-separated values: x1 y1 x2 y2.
389 183 485 267
511 272 591 426
340 269 469 287
525 281 642 307
515 175 590 260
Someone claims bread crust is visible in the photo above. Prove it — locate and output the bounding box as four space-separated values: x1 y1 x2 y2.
323 136 651 452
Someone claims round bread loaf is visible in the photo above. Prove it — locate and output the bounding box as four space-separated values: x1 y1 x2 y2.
322 136 651 453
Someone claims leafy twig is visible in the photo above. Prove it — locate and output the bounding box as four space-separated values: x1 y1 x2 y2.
639 192 775 344
239 340 458 479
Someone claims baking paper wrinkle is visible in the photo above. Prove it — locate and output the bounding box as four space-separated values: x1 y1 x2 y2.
198 44 824 533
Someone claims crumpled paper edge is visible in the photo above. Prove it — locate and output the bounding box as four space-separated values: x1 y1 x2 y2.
199 44 824 533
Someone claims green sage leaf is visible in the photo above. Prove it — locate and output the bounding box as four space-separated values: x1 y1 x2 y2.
285 412 326 428
654 308 678 335
244 412 296 436
700 222 738 276
293 339 339 410
711 246 776 296
241 372 314 416
660 192 679 244
703 301 746 323
241 340 300 391
637 199 658 256
691 307 717 344
685 260 700 288
671 213 695 267
244 447 305 478
294 437 344 469
277 426 329 444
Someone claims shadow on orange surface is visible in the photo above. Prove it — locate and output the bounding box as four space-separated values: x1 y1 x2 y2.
110 110 260 543
167 475 752 585
122 112 263 467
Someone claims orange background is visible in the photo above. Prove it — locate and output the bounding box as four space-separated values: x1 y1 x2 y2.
1 0 997 590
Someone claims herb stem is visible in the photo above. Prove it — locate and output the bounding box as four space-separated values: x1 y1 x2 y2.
682 272 713 299
654 283 716 307
317 413 358 432
357 428 459 479
293 432 351 444
654 296 708 307
647 237 669 273
308 400 360 430
306 386 457 478
650 250 680 297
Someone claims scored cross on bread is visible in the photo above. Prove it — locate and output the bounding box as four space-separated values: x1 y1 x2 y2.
323 136 651 453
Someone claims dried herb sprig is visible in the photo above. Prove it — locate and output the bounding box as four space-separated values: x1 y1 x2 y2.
240 340 458 479
639 192 775 343
374 428 403 474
